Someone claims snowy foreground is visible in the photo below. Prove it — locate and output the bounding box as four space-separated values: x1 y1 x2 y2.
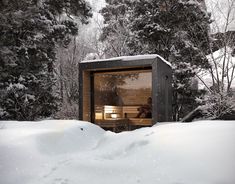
0 120 235 184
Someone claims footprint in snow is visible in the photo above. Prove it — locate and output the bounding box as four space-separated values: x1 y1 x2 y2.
145 131 155 137
43 166 58 178
53 178 69 184
58 159 72 166
125 140 149 151
101 140 149 160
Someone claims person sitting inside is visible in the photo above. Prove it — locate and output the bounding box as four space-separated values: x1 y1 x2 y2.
136 97 152 118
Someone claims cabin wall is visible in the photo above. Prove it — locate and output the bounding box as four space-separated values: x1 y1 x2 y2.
156 59 172 122
82 71 91 121
151 62 158 124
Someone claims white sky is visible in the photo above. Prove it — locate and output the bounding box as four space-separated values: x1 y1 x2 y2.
206 0 235 32
88 0 106 12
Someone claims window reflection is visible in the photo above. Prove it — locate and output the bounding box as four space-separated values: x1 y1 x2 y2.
94 69 152 122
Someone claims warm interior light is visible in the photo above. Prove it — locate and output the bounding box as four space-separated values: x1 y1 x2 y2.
95 112 103 119
104 105 115 113
111 113 118 119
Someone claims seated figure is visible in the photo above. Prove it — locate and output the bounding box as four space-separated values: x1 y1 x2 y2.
136 97 152 118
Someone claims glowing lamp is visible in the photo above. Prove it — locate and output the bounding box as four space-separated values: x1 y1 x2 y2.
95 113 103 120
111 113 118 119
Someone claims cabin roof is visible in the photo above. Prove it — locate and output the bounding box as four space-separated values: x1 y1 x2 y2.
81 54 171 67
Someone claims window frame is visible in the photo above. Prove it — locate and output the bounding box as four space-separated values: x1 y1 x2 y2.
91 67 152 123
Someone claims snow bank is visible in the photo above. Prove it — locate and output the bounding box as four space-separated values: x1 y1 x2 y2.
0 120 235 184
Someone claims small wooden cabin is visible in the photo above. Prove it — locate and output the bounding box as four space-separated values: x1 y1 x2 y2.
79 55 172 132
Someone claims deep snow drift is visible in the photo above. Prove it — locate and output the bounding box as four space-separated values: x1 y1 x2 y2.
0 120 235 184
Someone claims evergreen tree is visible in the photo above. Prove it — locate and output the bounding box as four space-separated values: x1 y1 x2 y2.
100 0 134 57
0 0 92 120
101 0 211 120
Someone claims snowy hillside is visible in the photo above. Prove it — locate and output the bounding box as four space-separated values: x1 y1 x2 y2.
0 120 235 184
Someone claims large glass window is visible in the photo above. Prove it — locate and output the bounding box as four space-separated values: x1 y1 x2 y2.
93 69 152 122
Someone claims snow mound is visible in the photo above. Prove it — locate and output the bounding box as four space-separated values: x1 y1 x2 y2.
0 120 105 154
0 120 235 184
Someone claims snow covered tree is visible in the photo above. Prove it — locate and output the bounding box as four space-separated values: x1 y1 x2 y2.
0 0 92 120
195 0 235 119
55 1 107 119
101 0 211 120
55 34 95 119
100 0 134 57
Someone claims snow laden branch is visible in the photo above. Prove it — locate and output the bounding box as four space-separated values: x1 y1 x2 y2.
197 0 235 94
193 0 235 119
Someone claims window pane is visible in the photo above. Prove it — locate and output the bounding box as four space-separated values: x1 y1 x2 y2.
93 69 152 121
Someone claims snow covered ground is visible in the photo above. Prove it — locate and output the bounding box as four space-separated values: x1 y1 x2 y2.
0 120 235 184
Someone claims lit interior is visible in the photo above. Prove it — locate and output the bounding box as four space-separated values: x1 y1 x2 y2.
93 69 152 122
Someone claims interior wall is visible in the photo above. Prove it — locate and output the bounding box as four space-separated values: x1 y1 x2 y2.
118 88 151 105
94 70 152 107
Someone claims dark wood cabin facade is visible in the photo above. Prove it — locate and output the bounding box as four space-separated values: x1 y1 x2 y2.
79 55 172 132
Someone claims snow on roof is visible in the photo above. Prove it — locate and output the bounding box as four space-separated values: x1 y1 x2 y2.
82 54 172 67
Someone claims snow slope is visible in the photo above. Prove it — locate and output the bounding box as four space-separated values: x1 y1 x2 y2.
0 120 235 184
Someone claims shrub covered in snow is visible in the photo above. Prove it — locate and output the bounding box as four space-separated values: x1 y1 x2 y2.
199 92 235 119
